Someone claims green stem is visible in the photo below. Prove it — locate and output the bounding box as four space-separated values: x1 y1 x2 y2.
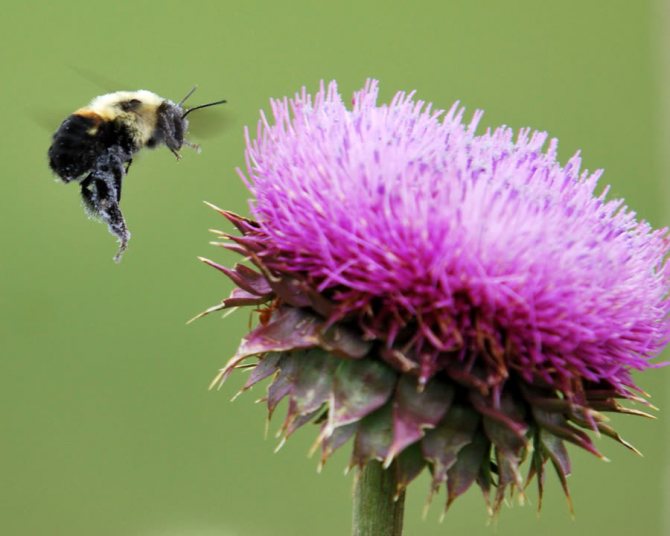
352 460 405 536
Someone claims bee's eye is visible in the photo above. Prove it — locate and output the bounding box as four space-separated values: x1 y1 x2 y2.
120 99 142 111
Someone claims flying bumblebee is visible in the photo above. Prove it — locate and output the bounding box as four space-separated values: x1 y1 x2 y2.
48 87 226 262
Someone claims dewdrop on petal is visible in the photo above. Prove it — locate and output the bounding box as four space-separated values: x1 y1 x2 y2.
198 80 670 517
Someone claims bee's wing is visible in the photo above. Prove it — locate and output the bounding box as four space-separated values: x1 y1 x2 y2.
30 108 68 133
187 108 235 139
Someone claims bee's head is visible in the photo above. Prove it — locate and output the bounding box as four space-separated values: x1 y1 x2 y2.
148 87 227 156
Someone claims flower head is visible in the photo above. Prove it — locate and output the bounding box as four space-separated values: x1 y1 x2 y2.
201 80 670 516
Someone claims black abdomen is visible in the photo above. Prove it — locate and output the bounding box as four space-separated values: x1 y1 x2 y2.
48 113 134 182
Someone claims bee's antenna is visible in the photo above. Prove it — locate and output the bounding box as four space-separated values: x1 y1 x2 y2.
178 86 199 107
182 99 227 118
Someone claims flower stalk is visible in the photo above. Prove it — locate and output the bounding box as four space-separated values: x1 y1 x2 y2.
353 461 405 536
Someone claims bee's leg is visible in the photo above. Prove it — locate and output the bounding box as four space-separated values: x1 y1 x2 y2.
80 178 130 263
80 150 132 262
182 140 201 154
157 107 184 159
105 201 130 263
113 166 123 203
96 149 128 203
114 158 133 201
80 173 97 216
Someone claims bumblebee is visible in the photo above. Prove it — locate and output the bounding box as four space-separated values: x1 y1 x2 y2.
48 88 225 262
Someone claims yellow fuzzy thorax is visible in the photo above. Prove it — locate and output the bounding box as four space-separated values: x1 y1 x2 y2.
75 90 166 146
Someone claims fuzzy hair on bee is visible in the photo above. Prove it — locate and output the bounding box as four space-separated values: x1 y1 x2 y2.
48 87 226 262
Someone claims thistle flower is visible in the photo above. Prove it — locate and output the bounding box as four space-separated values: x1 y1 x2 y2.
200 80 670 517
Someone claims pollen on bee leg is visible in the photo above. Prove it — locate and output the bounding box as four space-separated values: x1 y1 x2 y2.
113 233 130 263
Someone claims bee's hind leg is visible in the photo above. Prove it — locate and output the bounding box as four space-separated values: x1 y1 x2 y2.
80 149 132 262
95 147 129 202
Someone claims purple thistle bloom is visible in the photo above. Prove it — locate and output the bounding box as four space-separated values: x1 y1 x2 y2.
244 79 669 392
201 80 670 516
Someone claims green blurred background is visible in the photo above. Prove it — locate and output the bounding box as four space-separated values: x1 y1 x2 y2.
2 1 668 534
